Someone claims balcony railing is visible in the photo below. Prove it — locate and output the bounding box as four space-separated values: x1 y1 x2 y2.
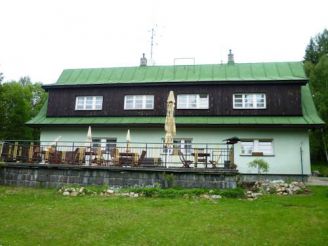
0 140 236 169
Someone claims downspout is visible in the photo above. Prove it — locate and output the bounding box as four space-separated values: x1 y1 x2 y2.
300 141 304 182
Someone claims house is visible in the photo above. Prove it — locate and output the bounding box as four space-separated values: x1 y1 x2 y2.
27 55 324 177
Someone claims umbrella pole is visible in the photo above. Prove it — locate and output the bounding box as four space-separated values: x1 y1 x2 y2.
166 148 169 168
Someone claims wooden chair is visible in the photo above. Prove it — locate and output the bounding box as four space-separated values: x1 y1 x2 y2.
27 143 42 163
193 148 210 168
74 148 86 165
110 148 120 166
178 150 193 168
137 150 147 166
209 150 222 168
1 142 14 162
92 147 104 166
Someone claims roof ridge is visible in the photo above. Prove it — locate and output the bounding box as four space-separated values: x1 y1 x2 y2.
60 61 304 71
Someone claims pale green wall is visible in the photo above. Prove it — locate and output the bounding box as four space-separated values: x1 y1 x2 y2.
40 126 311 175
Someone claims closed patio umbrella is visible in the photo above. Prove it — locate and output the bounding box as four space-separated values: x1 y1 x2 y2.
86 126 92 146
126 129 131 153
84 126 93 165
164 91 176 166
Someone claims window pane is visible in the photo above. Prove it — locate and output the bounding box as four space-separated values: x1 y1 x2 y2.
244 94 254 108
184 139 192 154
241 141 253 155
177 95 188 108
106 139 117 152
92 138 101 148
233 95 243 108
189 95 197 108
145 96 154 109
258 141 273 155
94 96 103 110
256 94 265 108
199 95 209 109
134 96 143 109
125 96 133 109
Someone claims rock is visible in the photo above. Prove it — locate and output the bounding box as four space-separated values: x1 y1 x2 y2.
63 191 70 196
70 191 79 197
271 180 285 184
201 194 210 199
79 187 85 193
210 195 222 199
252 193 262 198
106 189 114 194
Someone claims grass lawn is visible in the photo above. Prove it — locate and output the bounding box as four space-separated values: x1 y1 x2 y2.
0 186 327 245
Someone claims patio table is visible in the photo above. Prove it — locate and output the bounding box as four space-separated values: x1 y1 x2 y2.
191 152 210 168
119 152 139 166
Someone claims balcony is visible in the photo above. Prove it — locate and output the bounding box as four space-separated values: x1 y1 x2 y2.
0 140 237 171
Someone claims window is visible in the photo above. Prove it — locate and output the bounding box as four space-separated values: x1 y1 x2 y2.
75 96 103 110
240 139 273 156
92 138 117 152
233 93 266 109
163 138 192 155
177 94 209 109
124 95 154 110
173 138 192 155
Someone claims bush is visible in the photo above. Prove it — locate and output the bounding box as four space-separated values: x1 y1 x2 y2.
248 159 269 174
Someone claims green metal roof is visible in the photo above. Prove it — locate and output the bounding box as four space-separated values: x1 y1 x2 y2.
27 85 324 127
51 62 307 86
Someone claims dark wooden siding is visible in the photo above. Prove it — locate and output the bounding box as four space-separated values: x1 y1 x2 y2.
46 84 302 117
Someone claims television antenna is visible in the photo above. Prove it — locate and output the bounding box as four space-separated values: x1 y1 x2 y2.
149 25 161 65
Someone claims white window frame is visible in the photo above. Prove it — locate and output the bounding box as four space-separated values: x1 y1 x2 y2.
177 94 209 109
233 93 266 109
163 138 192 155
75 96 103 110
240 139 274 156
92 138 117 153
124 95 154 110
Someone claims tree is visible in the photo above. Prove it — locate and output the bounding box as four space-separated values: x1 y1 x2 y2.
304 29 328 162
304 29 328 67
0 78 47 140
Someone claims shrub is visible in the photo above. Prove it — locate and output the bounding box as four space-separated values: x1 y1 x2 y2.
248 158 269 174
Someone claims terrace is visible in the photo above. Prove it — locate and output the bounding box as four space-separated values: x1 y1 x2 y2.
0 140 237 171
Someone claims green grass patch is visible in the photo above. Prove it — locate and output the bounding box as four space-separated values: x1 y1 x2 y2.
0 185 327 245
312 161 328 176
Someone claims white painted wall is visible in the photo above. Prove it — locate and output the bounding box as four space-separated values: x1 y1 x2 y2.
40 126 311 175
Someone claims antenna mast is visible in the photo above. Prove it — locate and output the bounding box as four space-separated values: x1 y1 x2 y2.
149 25 158 65
150 27 155 61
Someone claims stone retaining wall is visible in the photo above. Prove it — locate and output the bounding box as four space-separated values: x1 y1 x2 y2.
0 163 238 189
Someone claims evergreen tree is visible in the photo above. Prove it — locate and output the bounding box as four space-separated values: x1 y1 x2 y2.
304 29 328 162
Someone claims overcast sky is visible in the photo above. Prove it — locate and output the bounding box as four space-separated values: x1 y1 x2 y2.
0 0 327 84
